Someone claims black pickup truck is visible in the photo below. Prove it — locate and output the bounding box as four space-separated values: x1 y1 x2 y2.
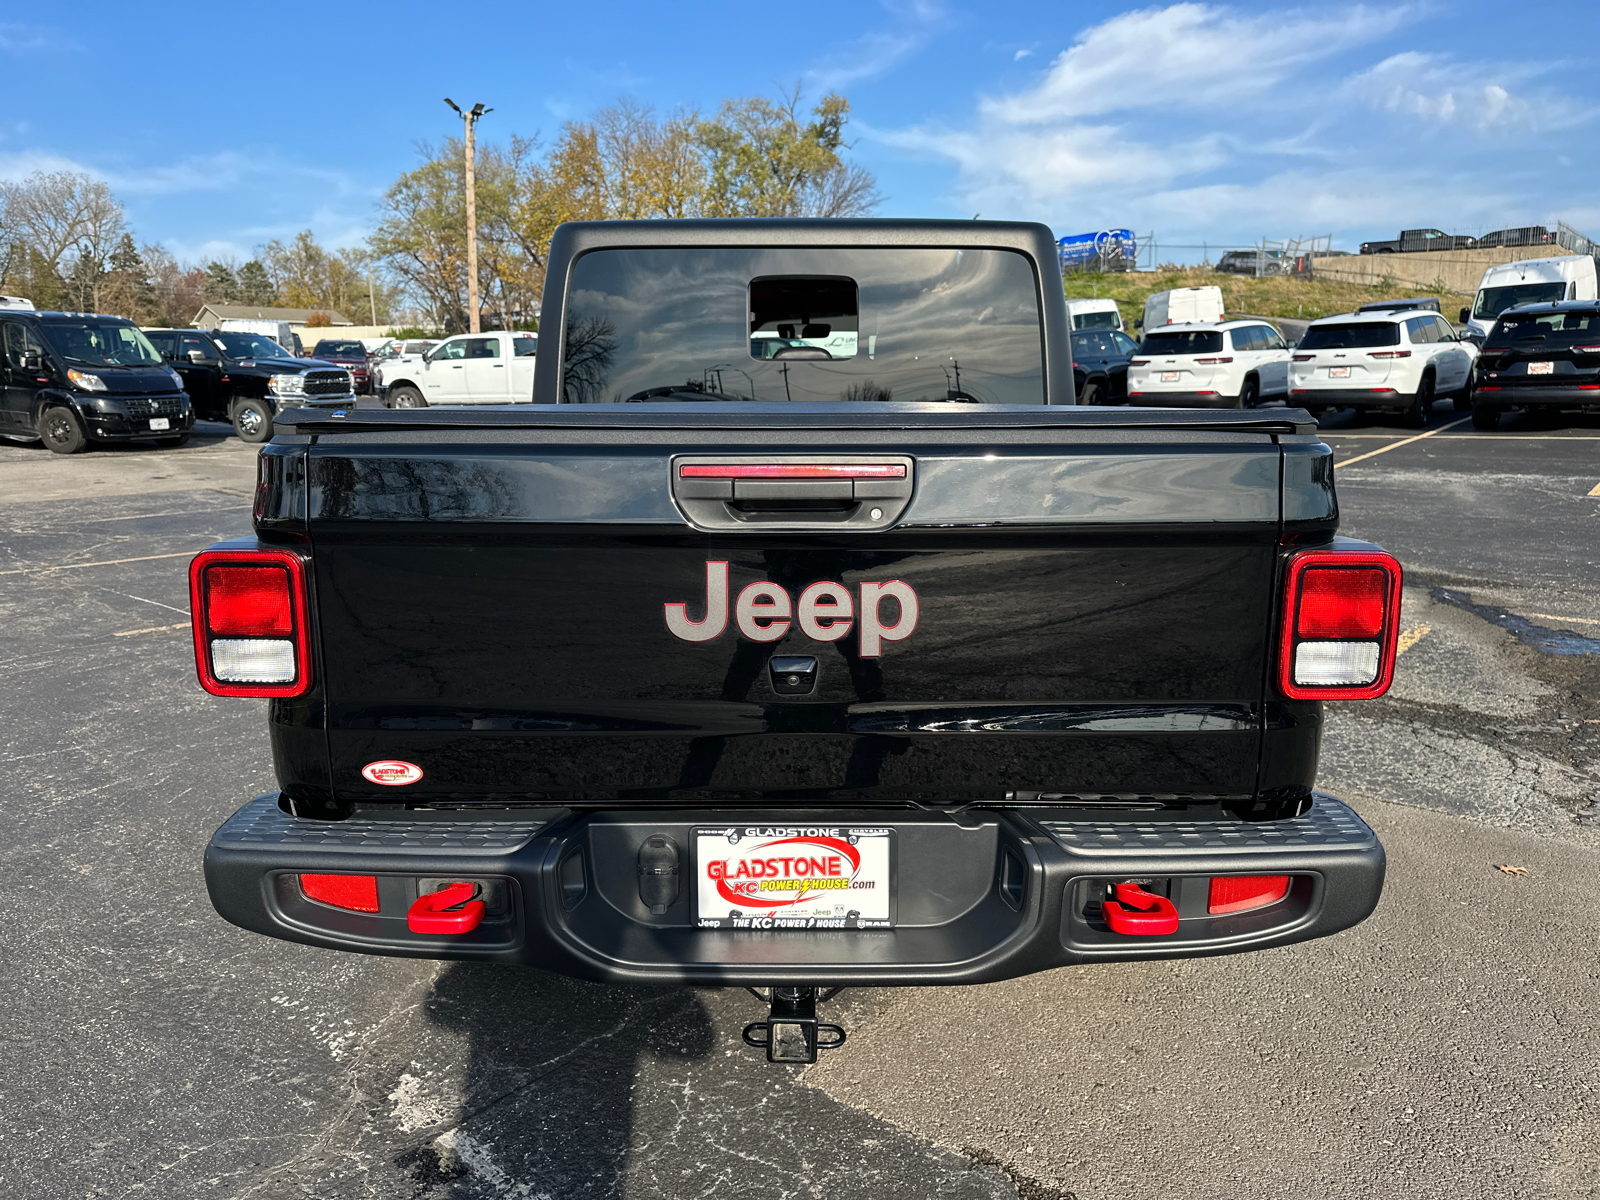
1359 228 1477 255
143 328 355 444
194 220 1400 1064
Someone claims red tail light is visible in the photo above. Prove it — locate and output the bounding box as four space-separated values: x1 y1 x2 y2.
1278 548 1402 700
1571 345 1600 354
1291 353 1314 361
1367 351 1412 359
1195 356 1234 364
1129 358 1149 366
190 548 311 697
300 874 379 912
1208 875 1290 914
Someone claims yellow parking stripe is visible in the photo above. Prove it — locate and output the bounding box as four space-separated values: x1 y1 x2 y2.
1334 417 1471 469
1589 481 1600 496
0 550 194 576
1396 625 1431 654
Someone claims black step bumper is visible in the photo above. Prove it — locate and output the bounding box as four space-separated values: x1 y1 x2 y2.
204 794 1385 986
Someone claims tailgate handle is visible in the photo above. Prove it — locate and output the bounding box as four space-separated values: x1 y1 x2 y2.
673 458 913 531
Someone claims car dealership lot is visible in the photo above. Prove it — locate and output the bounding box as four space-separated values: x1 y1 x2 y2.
0 412 1595 1199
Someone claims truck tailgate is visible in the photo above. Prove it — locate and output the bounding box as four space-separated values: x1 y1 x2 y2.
286 407 1331 806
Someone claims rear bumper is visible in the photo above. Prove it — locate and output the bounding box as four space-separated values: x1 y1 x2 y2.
1474 385 1600 408
205 793 1385 986
1124 390 1239 408
1288 388 1408 409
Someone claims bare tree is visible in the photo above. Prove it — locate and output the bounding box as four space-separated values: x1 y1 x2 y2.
2 171 124 274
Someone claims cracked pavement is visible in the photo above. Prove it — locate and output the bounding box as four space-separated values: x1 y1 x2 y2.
0 408 1595 1198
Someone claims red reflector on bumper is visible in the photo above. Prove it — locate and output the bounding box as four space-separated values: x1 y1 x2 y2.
1208 875 1290 914
300 873 379 912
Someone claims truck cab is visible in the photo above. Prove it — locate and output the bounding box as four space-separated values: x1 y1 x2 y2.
379 330 536 407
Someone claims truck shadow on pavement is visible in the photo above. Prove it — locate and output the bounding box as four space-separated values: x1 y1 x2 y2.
399 963 715 1198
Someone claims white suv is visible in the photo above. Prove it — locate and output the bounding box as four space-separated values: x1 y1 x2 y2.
1289 310 1477 425
1126 320 1291 408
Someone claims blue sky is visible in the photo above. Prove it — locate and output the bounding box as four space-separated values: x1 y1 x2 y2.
3 1 1596 264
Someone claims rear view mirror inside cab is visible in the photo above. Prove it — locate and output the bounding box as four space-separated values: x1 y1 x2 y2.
750 276 859 361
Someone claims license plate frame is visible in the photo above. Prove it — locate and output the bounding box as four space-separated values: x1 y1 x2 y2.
1328 366 1350 379
1527 361 1554 375
693 825 895 930
149 417 171 431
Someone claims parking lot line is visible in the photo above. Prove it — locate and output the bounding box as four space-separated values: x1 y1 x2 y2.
113 622 191 637
1396 625 1431 654
0 550 195 576
1334 417 1470 469
1526 612 1600 626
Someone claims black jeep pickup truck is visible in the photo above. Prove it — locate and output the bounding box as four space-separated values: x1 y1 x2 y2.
143 328 355 444
194 220 1399 1063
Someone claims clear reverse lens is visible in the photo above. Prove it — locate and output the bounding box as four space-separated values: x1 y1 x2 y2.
1294 641 1379 686
211 638 295 682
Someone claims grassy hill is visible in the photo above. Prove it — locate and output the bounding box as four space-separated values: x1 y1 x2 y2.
1063 267 1456 329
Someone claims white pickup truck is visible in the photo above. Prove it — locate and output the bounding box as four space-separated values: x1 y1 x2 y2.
381 331 536 407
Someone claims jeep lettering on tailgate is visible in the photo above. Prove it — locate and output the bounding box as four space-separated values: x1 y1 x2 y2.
663 560 919 655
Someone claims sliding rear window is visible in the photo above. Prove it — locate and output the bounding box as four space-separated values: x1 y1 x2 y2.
560 247 1044 404
1298 322 1401 350
1485 309 1600 348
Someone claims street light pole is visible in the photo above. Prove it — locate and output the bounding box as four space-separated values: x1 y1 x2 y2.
444 98 492 334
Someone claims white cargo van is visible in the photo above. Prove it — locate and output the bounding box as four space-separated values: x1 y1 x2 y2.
1463 255 1597 341
0 295 35 311
1141 286 1224 331
218 317 302 357
1064 297 1124 332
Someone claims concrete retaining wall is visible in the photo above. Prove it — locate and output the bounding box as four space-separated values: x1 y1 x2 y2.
1311 246 1574 294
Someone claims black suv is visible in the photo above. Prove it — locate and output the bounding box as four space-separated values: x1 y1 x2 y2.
142 328 355 443
1 309 194 454
1471 301 1600 429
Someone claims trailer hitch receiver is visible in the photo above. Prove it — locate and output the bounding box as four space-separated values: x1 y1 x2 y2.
743 987 846 1063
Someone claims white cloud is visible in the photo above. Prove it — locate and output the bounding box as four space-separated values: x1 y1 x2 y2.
983 2 1416 124
805 0 952 88
1013 49 1032 61
0 22 77 54
1345 52 1594 132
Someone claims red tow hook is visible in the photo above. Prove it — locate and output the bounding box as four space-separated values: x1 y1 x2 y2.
1103 882 1179 936
407 881 485 935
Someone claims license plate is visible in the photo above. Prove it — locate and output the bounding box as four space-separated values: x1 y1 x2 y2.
149 417 170 431
1528 361 1554 375
1328 366 1350 379
1161 371 1179 383
694 826 893 929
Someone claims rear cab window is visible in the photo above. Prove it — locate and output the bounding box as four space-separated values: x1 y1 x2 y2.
1298 322 1401 350
559 247 1044 404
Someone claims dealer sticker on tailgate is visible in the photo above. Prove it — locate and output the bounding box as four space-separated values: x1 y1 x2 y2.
694 826 893 929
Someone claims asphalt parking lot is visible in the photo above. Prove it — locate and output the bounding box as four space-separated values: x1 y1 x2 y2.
1 407 1596 1200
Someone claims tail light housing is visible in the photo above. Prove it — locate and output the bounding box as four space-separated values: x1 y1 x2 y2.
1291 353 1315 361
1194 356 1233 364
190 548 312 697
1278 548 1402 700
1367 350 1412 359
